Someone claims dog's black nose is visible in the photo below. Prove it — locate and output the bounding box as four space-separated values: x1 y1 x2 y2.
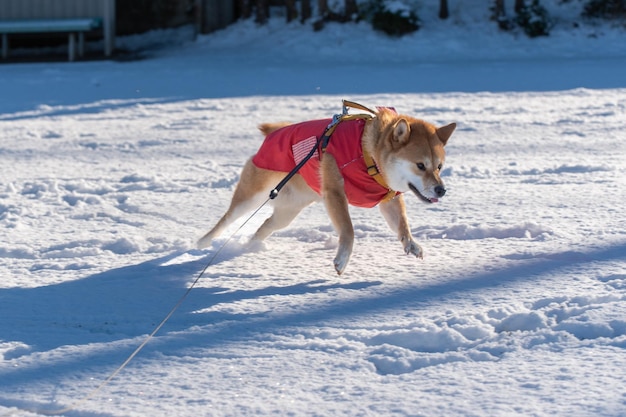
435 185 446 197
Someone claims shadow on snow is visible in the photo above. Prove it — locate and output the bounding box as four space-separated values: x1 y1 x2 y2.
1 241 625 406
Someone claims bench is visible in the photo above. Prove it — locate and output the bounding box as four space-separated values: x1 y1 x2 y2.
0 18 102 61
0 0 115 62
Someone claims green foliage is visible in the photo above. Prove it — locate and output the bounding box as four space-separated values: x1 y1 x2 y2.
365 0 421 37
582 0 626 19
514 0 552 37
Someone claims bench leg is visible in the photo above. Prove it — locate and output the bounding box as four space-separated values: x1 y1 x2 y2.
68 33 76 61
1 34 8 59
78 32 85 58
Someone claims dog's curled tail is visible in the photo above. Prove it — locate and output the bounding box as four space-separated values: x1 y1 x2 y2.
258 122 292 137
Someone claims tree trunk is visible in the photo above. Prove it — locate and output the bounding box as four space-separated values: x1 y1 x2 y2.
301 0 312 22
493 0 513 30
514 0 525 14
256 0 268 24
439 0 449 19
286 0 297 22
238 0 252 19
494 0 506 20
318 0 329 18
344 0 357 19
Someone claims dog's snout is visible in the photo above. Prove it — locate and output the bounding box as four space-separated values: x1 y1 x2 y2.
435 185 446 198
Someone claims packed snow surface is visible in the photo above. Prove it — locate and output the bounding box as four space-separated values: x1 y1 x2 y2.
1 2 626 416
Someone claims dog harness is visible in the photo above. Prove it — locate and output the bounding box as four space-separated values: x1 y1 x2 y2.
252 116 400 208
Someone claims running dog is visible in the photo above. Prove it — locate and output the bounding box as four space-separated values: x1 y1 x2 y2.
198 105 456 274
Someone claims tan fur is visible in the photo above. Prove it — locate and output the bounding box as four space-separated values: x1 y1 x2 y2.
258 122 292 136
198 108 456 275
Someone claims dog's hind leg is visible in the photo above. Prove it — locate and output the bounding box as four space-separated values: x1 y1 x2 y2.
379 195 423 258
197 161 283 249
251 175 319 242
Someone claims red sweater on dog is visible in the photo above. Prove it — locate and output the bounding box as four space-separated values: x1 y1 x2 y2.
252 118 398 208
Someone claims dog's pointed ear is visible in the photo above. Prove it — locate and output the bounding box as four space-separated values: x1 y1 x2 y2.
436 123 456 146
393 119 410 144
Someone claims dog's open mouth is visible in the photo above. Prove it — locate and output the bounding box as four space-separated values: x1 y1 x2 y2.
409 183 438 204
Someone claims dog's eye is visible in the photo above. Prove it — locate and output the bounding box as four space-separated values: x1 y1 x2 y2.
438 164 443 171
417 163 426 171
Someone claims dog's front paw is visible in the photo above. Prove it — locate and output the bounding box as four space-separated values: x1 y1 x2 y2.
403 238 423 259
334 251 351 275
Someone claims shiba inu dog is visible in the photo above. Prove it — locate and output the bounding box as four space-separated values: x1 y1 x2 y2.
198 105 456 274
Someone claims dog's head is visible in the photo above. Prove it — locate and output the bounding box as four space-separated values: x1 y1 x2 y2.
376 112 456 203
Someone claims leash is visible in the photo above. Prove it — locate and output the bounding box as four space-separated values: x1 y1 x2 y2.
2 99 384 416
269 100 377 200
1 198 272 417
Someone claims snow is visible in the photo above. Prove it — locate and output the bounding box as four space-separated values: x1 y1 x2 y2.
1 1 626 416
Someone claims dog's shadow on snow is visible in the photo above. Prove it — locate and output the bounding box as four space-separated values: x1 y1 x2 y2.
2 241 626 393
0 246 380 383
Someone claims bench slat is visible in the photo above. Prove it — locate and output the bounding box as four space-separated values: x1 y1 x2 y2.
0 18 101 34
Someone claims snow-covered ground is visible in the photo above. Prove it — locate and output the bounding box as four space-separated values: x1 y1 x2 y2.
1 1 626 416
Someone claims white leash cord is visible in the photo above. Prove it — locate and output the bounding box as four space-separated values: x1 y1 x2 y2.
2 198 271 416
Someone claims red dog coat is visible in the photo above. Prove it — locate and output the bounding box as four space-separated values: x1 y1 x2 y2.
252 118 399 208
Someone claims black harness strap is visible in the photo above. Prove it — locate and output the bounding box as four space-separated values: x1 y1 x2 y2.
269 133 324 199
269 101 375 200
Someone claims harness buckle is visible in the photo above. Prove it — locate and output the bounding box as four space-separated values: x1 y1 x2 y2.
327 113 342 130
367 164 380 176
